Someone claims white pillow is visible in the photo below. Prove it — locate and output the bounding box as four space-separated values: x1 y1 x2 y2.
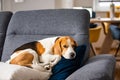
0 62 52 80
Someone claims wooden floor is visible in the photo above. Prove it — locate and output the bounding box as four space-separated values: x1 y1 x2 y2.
90 49 120 80
115 61 120 80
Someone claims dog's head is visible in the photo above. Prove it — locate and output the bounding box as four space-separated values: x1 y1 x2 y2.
52 36 78 59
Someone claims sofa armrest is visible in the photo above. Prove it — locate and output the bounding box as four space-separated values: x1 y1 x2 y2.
66 54 116 80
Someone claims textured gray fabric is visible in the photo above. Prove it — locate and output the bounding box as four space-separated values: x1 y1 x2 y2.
1 9 90 62
0 11 12 60
66 54 116 80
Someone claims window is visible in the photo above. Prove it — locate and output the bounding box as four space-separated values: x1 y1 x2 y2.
99 0 120 7
99 0 120 2
93 0 120 11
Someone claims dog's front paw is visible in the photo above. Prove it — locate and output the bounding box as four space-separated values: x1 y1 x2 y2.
44 64 51 71
50 55 61 67
32 63 52 72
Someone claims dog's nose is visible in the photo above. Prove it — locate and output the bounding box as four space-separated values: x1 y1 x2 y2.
70 52 75 58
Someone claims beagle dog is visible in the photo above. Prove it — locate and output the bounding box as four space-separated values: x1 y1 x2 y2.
7 36 77 69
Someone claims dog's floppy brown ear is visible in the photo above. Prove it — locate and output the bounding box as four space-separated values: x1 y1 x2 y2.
74 40 78 47
52 38 62 55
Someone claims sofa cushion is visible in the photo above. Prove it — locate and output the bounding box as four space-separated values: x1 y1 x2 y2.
0 11 12 60
0 62 52 80
49 45 86 80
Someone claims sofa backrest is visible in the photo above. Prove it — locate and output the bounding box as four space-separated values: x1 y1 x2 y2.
1 9 90 63
0 11 13 60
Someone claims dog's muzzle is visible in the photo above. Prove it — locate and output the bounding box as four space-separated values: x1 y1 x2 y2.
70 52 76 59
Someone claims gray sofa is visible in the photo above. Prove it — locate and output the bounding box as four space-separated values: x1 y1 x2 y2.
0 9 116 80
0 11 13 60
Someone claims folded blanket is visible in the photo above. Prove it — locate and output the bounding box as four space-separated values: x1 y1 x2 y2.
0 62 52 80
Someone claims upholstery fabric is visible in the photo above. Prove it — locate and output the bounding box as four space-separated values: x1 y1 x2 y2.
1 9 90 62
0 62 51 80
0 11 12 60
66 54 116 80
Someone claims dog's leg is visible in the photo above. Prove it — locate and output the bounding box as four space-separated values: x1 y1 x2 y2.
9 49 40 68
39 53 61 67
50 55 61 67
24 49 40 65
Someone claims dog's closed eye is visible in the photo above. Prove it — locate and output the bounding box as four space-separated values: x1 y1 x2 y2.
63 45 68 48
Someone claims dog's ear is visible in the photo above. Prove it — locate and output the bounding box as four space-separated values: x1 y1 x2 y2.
74 40 78 47
52 37 62 55
67 36 78 47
